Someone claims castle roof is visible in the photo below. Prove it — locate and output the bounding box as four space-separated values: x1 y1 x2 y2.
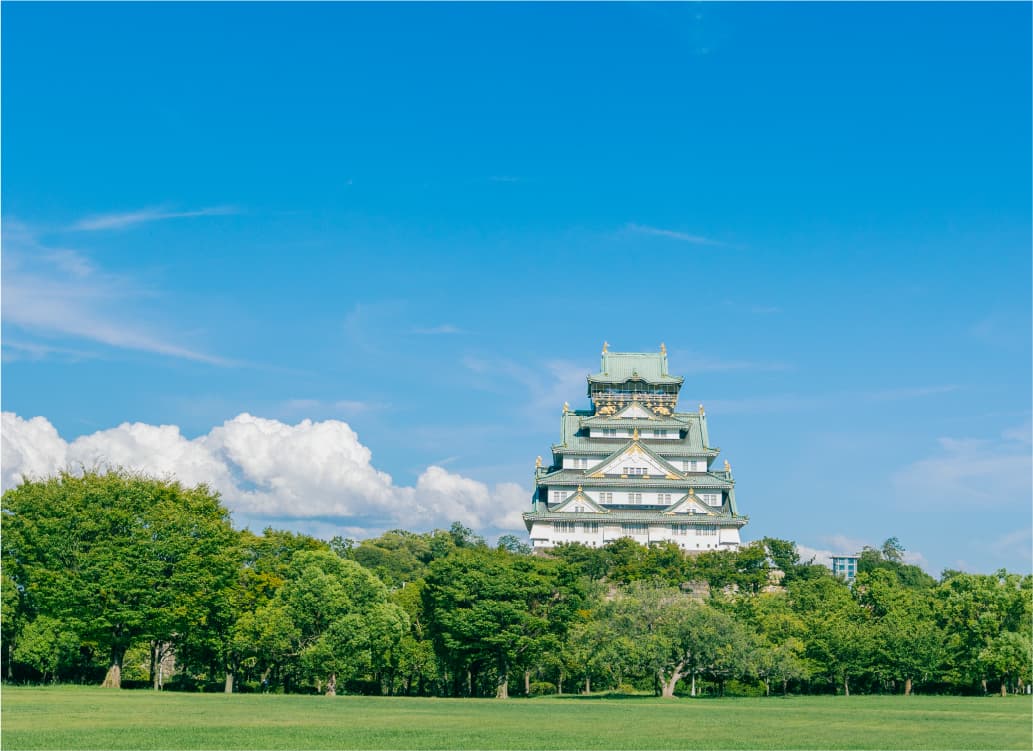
589 350 683 386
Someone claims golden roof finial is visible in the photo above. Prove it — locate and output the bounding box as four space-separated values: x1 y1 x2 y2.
536 456 542 468
724 459 731 473
577 484 583 493
660 342 666 355
602 341 609 354
698 403 705 416
689 487 695 495
563 401 570 414
633 428 640 440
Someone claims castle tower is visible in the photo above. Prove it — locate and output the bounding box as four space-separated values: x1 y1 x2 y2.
524 344 747 552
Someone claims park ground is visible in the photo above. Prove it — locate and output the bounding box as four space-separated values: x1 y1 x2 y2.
2 687 1031 750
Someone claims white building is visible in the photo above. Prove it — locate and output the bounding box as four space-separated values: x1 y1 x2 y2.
524 344 747 552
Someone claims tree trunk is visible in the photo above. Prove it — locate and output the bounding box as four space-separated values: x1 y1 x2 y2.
557 672 563 695
585 676 590 694
904 677 912 696
524 669 531 696
325 672 337 696
843 674 850 697
496 667 509 699
690 671 697 697
101 647 125 689
149 641 158 690
661 663 684 699
1001 680 1007 697
224 670 234 694
782 679 788 697
981 678 987 695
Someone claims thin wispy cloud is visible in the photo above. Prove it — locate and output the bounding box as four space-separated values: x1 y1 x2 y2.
2 222 233 366
708 384 960 415
626 222 729 247
673 351 791 374
72 205 239 231
412 324 465 335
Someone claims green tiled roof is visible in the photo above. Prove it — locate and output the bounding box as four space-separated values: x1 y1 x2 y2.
589 351 684 385
536 469 733 490
580 415 691 429
552 413 719 457
523 509 746 524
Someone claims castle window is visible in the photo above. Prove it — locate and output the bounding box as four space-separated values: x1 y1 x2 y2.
628 493 642 504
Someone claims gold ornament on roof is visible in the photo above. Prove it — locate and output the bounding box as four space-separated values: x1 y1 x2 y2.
536 456 542 468
724 459 731 473
577 484 583 493
563 401 570 414
698 403 705 416
633 428 640 440
689 487 695 495
660 342 666 354
602 341 609 354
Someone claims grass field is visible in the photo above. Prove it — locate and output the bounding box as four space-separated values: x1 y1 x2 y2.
2 687 1031 750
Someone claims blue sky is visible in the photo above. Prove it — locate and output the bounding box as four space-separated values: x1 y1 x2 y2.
3 3 1030 575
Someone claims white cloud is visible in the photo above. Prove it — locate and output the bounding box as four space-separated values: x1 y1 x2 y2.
2 223 230 365
0 412 528 538
411 324 464 335
1 414 69 490
796 535 931 572
71 205 239 231
625 223 729 247
891 428 1032 510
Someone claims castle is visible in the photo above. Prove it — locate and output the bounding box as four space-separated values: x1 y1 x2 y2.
523 344 747 552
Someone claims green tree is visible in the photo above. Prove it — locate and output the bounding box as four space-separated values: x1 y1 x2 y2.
789 576 872 695
423 548 582 698
856 569 944 694
269 549 406 695
2 470 238 688
12 616 79 683
604 582 742 698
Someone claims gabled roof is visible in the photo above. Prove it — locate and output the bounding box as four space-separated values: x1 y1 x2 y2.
588 351 684 386
551 488 610 514
587 437 689 480
614 401 655 419
664 490 719 516
580 413 690 429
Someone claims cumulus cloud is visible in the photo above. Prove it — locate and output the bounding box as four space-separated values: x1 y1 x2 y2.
1 412 528 538
1 414 69 490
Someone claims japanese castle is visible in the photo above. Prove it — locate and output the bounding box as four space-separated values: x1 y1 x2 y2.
524 344 747 552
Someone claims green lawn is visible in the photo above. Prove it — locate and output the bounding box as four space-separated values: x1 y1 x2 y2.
2 687 1030 750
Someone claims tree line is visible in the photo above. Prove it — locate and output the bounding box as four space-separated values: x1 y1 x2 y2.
2 471 1030 697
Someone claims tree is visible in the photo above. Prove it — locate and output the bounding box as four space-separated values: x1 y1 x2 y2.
496 535 532 556
789 576 872 695
856 569 944 694
2 470 238 688
604 582 743 698
12 616 79 683
423 548 582 698
267 549 406 695
937 570 1032 694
